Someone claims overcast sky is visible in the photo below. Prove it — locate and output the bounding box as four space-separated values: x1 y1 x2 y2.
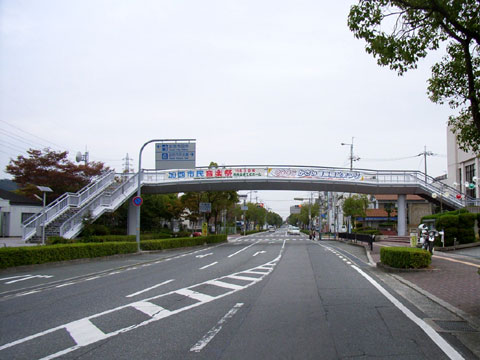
0 0 454 218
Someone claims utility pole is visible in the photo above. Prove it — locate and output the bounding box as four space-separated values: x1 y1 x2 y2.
417 146 434 183
341 137 359 171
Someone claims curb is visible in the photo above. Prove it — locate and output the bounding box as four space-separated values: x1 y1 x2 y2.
376 262 436 273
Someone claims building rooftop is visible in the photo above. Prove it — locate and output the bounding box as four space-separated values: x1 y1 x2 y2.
0 189 41 206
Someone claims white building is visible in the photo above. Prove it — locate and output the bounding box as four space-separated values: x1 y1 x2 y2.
446 125 480 199
0 189 42 237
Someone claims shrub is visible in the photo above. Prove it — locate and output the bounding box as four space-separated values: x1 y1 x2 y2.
0 242 137 269
380 247 431 269
436 215 458 246
458 213 476 244
46 236 75 245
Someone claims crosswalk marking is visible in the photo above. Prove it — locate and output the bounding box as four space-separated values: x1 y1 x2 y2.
131 301 172 318
65 319 107 346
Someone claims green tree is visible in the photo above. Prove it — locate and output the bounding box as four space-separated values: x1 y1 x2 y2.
6 148 108 202
298 202 320 228
348 1 480 152
180 161 239 234
266 211 283 227
342 195 369 228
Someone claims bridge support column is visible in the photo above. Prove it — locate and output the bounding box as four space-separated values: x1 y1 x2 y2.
397 194 407 237
127 196 136 236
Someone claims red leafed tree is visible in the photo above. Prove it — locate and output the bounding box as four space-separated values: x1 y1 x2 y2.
6 148 108 202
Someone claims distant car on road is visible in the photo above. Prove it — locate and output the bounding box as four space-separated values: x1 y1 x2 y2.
268 226 275 232
288 226 300 235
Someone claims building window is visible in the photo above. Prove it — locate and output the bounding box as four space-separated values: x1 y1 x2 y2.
465 164 476 198
458 168 462 192
21 213 35 223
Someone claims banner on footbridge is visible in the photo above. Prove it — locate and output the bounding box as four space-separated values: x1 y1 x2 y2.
165 167 364 181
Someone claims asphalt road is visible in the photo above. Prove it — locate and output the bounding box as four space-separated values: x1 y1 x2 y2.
0 231 472 359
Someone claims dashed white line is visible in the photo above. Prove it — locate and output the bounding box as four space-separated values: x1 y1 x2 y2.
199 262 218 270
190 303 244 352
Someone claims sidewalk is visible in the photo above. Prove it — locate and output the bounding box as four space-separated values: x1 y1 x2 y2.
0 237 38 247
369 240 480 320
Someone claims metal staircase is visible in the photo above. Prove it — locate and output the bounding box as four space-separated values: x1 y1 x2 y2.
23 171 122 242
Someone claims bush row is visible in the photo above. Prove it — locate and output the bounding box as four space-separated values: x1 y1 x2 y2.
140 234 226 251
47 233 175 245
0 235 227 269
380 247 431 269
0 242 138 269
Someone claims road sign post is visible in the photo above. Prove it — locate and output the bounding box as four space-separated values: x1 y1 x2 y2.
137 139 195 252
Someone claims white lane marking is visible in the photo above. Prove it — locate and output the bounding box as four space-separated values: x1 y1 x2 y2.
190 303 244 352
242 270 268 275
0 275 31 281
199 262 218 270
5 275 53 284
227 274 258 282
65 319 107 346
131 301 172 318
56 283 75 288
253 251 266 257
125 279 175 298
196 253 213 259
0 252 282 359
350 265 464 360
84 276 100 281
175 288 215 302
227 239 261 258
19 290 39 296
205 280 243 291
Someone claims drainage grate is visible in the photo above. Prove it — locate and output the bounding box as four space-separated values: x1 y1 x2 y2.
434 320 477 332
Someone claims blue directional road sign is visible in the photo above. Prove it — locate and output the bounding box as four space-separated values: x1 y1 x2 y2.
155 142 196 170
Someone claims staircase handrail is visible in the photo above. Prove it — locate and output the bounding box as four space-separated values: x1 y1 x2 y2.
22 170 116 240
59 173 139 238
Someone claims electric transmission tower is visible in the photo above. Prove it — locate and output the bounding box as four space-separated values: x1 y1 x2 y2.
122 153 134 173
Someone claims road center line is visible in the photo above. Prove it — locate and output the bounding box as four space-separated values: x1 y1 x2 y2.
228 239 261 258
125 279 175 298
199 262 218 270
190 303 244 352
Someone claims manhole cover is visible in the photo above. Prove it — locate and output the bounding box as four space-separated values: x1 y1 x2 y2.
434 320 477 332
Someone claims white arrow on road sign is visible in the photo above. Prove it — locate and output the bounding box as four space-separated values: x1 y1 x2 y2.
253 251 266 257
196 253 213 259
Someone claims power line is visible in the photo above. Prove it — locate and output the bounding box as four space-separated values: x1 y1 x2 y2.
0 119 67 150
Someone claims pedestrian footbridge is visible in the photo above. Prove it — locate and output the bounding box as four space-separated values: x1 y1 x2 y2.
22 165 474 242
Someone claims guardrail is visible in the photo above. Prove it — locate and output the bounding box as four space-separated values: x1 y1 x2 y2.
22 170 116 241
338 232 375 251
59 173 138 238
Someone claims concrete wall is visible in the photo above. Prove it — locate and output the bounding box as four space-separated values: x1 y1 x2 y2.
0 201 42 237
447 125 479 196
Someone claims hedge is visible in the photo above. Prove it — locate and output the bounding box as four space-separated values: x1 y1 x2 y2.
380 247 431 269
47 233 172 245
0 242 137 269
1 235 227 269
140 234 227 251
